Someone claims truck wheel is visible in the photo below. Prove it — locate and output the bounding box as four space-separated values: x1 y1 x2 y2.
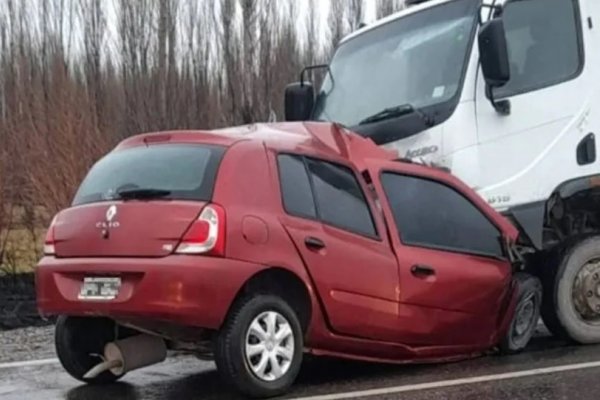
500 273 542 354
215 294 303 398
541 236 600 344
55 316 123 384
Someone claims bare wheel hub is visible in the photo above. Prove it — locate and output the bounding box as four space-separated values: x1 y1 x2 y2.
572 259 600 322
244 311 294 382
514 294 536 337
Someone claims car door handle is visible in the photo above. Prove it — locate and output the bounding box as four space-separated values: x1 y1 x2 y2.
411 264 436 277
305 236 326 250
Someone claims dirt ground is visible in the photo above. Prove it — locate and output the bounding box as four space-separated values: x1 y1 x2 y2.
0 274 49 330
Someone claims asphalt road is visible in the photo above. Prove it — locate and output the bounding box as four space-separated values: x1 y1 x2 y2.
2 332 600 400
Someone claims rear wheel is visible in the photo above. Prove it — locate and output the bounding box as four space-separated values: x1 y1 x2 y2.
541 236 600 343
500 273 542 354
55 316 123 384
215 294 303 398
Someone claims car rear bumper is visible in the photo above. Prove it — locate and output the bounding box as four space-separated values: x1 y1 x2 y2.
36 256 263 329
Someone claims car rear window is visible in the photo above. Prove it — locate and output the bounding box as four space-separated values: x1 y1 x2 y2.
73 144 225 206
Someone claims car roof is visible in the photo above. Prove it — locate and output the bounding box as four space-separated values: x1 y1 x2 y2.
116 122 397 167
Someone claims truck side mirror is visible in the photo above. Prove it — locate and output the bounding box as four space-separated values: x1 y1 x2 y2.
284 82 314 121
478 19 510 88
478 18 511 115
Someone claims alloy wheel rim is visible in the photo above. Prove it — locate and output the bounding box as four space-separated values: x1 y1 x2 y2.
244 311 295 382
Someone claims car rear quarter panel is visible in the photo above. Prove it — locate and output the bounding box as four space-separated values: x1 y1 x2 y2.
211 141 324 332
213 141 308 272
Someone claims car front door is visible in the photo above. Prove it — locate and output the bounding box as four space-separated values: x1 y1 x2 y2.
275 153 401 342
367 159 514 347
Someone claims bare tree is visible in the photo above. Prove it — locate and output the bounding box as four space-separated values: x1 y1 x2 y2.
347 0 365 31
376 0 406 20
329 0 348 49
218 0 241 125
80 0 107 130
239 0 259 122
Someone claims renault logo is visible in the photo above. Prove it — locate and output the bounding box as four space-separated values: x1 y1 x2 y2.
96 205 120 239
106 205 117 222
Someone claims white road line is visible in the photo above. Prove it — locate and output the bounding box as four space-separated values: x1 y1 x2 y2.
2 356 600 399
0 358 59 370
289 360 600 400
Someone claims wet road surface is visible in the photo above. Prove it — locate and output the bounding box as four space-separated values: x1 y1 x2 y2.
2 333 600 400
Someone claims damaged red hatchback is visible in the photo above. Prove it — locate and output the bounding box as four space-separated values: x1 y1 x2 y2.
36 122 541 398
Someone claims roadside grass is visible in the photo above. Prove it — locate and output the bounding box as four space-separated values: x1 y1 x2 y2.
0 205 48 275
0 228 44 275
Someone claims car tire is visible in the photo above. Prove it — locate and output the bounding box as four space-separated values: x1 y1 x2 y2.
499 273 542 354
55 316 123 384
541 236 600 344
540 246 570 340
215 294 304 398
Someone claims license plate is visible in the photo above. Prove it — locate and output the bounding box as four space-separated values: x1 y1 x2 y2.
78 277 121 300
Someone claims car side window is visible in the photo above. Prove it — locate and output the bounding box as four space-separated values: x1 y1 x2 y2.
381 173 503 257
307 158 377 238
494 0 582 98
277 154 317 219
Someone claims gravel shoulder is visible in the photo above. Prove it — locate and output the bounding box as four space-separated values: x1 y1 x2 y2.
0 325 55 363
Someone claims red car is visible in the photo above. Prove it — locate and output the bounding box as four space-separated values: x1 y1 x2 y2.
36 122 541 398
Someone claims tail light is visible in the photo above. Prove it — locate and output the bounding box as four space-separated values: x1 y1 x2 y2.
43 216 58 256
176 204 226 256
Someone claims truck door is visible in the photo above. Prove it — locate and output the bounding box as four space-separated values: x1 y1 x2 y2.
367 159 513 347
275 153 401 342
475 0 590 207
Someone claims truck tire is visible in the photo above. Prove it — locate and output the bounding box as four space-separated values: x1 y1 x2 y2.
541 236 600 344
499 273 542 354
215 294 303 398
55 316 123 384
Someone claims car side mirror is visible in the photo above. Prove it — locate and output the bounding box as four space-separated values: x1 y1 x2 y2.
478 18 511 115
284 82 315 122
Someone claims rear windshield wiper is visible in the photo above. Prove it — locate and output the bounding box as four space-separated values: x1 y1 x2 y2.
358 104 435 127
116 188 171 200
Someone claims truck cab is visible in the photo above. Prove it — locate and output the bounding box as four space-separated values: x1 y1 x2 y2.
290 0 599 247
285 0 600 345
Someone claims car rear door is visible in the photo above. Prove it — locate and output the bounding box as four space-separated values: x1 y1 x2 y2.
367 159 514 347
275 153 401 342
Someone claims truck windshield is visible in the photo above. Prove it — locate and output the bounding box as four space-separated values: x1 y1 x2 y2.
313 0 480 128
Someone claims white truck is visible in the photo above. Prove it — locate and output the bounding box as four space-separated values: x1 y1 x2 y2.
285 0 600 344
